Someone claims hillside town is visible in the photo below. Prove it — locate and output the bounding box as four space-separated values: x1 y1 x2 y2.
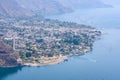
0 17 101 66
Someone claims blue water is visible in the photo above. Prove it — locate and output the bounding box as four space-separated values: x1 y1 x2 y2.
1 6 120 80
47 6 120 29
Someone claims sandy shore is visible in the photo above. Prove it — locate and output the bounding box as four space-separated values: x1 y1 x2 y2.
23 56 68 67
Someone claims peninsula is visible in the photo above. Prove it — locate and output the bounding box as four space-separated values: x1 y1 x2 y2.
0 16 101 67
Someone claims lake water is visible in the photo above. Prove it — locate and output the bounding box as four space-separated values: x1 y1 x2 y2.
1 6 120 80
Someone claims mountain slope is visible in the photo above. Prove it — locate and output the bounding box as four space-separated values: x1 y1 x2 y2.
16 0 72 15
0 0 32 17
0 0 72 17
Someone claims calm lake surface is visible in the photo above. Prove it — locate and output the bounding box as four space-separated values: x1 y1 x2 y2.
1 6 120 80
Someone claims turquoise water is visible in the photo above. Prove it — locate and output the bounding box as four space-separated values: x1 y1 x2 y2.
1 6 120 80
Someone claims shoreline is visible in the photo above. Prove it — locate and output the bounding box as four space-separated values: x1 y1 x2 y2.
23 56 68 67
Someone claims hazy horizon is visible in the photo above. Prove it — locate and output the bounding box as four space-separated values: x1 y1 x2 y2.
102 0 120 6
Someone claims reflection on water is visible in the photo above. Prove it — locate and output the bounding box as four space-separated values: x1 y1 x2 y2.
78 56 97 63
0 67 23 80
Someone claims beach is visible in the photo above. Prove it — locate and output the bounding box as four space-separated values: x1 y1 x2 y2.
23 56 68 67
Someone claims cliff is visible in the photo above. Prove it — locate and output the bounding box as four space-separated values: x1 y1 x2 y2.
0 40 21 67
